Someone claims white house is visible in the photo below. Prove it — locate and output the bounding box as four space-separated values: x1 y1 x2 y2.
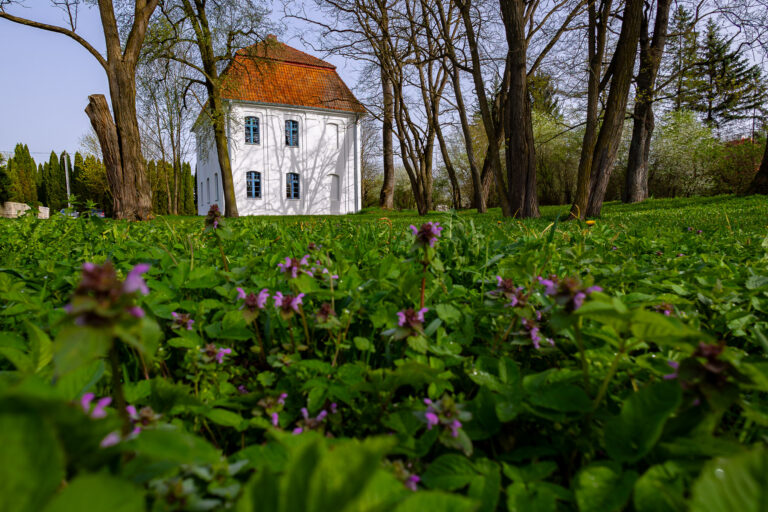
193 36 365 216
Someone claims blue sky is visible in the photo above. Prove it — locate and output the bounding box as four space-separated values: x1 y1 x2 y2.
0 2 360 163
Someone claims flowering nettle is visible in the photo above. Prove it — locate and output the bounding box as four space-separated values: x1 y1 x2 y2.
419 396 471 452
409 222 443 248
205 204 221 229
273 291 305 319
492 276 528 307
257 393 288 427
171 312 194 331
385 307 429 341
65 261 150 326
277 255 311 279
522 316 554 349
537 275 602 311
200 343 233 364
291 402 338 435
79 393 159 448
237 287 270 323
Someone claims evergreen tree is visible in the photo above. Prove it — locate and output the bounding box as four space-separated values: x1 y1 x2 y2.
695 20 767 129
37 163 47 205
60 151 72 206
664 7 702 111
0 154 10 204
182 162 195 214
43 151 67 210
6 144 37 204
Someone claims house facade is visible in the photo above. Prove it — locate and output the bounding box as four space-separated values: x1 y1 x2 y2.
194 37 365 216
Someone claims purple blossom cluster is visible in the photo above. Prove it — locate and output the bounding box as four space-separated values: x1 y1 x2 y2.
397 307 428 329
292 402 338 435
277 255 311 279
80 393 159 448
171 311 194 330
65 261 150 326
493 276 528 307
200 343 233 364
274 291 305 318
538 275 602 311
409 222 443 248
237 287 270 311
205 204 221 229
423 397 463 438
522 315 554 349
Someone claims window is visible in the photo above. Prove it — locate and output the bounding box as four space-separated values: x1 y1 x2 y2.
247 171 261 198
206 178 210 203
328 123 339 149
245 116 260 144
215 173 219 201
330 174 340 201
286 173 300 199
285 120 299 147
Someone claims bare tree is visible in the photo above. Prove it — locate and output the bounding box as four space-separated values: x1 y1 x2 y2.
146 0 270 217
624 0 673 203
0 0 158 219
585 0 644 217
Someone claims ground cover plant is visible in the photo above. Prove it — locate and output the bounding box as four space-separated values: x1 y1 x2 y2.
1 195 767 511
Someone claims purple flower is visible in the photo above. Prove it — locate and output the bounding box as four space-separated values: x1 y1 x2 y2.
330 403 338 414
127 306 145 318
215 347 232 364
292 427 304 435
278 393 288 405
405 475 420 491
449 419 462 438
274 291 304 315
213 219 219 229
425 412 439 429
410 222 443 247
171 311 194 330
243 288 270 312
238 385 249 395
100 431 121 448
278 255 311 279
81 393 112 419
271 412 280 427
316 410 328 421
573 292 587 310
537 276 558 296
397 307 428 328
664 360 679 380
236 287 247 300
122 263 150 295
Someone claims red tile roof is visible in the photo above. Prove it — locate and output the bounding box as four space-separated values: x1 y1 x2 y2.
220 37 365 114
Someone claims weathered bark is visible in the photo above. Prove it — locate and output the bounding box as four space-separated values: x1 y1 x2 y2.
85 94 124 215
2 1 159 220
456 0 511 216
434 117 462 209
181 0 238 217
379 67 396 209
434 0 485 212
585 0 644 217
571 0 610 220
624 0 672 203
501 0 538 218
747 133 768 194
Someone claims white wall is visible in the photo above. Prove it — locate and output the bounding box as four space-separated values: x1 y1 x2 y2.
195 101 360 216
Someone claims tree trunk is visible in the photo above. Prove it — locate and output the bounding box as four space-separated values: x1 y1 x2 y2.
501 0 539 218
624 0 672 203
209 93 237 217
434 119 461 209
748 133 768 194
457 0 511 216
379 67 396 209
586 0 644 217
571 1 609 220
85 94 125 216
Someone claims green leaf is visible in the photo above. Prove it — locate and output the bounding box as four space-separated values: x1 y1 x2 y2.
435 304 462 325
53 326 111 376
130 428 220 465
353 336 375 352
633 462 687 512
205 408 245 429
573 462 637 512
422 454 477 490
0 346 33 373
0 411 65 512
689 445 768 512
629 310 703 346
604 381 682 463
527 382 591 413
745 275 768 290
507 482 557 512
25 321 52 373
42 473 144 512
393 491 478 512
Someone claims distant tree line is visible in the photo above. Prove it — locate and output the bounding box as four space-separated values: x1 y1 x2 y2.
0 143 196 216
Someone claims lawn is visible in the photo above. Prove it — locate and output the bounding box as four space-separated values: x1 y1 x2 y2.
0 194 767 511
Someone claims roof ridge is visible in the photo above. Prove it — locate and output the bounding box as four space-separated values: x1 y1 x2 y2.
238 38 336 70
